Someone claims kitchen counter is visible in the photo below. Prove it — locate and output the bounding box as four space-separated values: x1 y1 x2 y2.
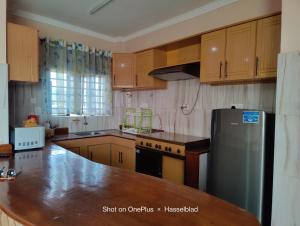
51 129 137 142
0 144 259 226
52 129 210 148
137 132 210 149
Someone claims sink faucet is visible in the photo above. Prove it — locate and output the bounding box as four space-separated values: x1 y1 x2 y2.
83 116 88 126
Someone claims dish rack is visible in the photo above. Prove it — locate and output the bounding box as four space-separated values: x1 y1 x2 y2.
123 108 153 134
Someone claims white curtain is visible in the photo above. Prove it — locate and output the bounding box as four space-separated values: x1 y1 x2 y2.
40 39 112 116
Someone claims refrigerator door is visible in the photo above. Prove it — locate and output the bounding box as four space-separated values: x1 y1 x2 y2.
207 109 266 222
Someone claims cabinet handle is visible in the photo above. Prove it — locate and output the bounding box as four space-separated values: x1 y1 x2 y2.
219 62 223 78
120 152 123 164
90 152 93 160
135 74 138 87
224 61 228 78
113 75 116 85
118 152 121 163
255 57 259 77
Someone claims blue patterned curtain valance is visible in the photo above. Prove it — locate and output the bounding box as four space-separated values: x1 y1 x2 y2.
41 38 112 116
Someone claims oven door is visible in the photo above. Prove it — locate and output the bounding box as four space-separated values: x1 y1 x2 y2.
136 146 162 178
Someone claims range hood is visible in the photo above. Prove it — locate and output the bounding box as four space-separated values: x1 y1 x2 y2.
149 62 200 81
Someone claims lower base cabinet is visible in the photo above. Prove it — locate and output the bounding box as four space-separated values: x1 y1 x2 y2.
55 137 136 171
111 144 135 171
162 156 185 185
88 144 111 165
68 147 81 155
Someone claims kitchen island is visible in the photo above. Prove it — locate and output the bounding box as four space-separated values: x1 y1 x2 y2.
0 144 259 226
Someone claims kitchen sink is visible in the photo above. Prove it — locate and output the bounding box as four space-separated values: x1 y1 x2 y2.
74 131 103 136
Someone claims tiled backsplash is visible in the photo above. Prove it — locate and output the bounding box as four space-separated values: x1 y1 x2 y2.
115 80 276 137
9 82 122 132
9 79 276 136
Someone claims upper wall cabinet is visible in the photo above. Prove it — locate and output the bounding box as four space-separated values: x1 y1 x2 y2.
136 49 167 89
7 23 39 82
164 37 201 66
112 50 167 90
225 21 257 81
256 15 281 79
112 53 136 89
200 15 281 84
200 29 226 83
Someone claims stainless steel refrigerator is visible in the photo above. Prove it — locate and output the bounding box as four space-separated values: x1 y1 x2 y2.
207 109 275 226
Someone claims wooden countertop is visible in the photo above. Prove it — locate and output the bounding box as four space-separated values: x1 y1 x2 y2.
51 129 137 142
52 129 210 147
0 144 259 226
137 132 210 147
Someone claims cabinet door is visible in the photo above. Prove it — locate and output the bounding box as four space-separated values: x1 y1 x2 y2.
112 53 135 89
225 21 257 81
136 49 167 89
68 147 81 156
111 144 135 171
88 144 111 165
111 146 122 168
166 38 201 66
55 141 81 155
256 15 281 79
162 156 184 185
200 29 226 83
7 23 39 82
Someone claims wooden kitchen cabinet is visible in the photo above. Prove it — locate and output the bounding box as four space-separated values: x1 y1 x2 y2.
67 147 81 155
111 144 135 171
200 22 257 83
225 21 257 81
200 29 226 83
7 23 39 82
112 53 136 89
165 37 201 66
136 49 167 89
55 136 111 159
200 15 280 84
55 140 82 156
88 144 111 165
256 15 281 79
55 136 135 170
162 156 184 185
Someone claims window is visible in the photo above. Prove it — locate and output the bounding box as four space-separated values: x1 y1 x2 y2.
41 39 112 117
49 71 111 116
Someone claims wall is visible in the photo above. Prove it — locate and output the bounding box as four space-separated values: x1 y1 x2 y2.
0 0 6 63
280 0 300 52
272 53 300 226
0 0 9 144
271 1 300 226
10 80 276 136
9 82 123 132
116 81 276 137
8 15 117 51
122 0 281 52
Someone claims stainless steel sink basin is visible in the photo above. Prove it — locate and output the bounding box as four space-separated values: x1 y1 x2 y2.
74 131 103 136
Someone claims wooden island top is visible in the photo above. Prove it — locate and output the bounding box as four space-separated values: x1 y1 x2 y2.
0 144 259 226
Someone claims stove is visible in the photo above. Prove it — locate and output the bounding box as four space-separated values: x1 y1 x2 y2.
136 137 185 156
135 131 210 188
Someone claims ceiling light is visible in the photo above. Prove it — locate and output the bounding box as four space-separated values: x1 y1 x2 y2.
89 0 113 15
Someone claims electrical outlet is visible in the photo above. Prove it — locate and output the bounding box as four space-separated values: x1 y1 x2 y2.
181 104 189 110
231 104 244 109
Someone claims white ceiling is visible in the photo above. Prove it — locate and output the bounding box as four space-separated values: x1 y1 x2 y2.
9 0 237 42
